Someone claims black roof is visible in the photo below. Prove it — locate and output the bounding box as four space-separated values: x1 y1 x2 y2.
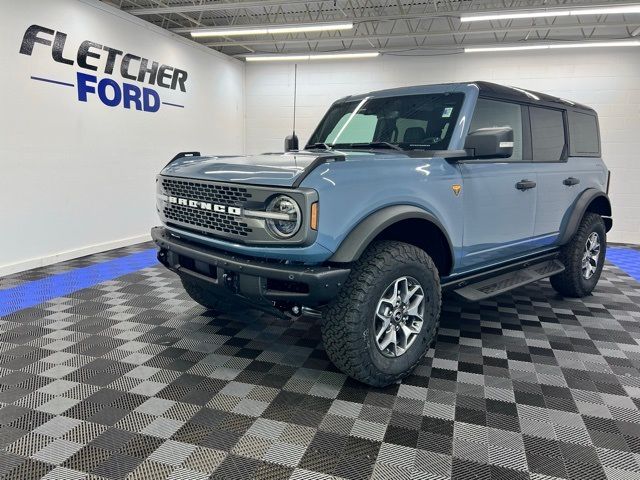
473 81 595 113
342 81 596 114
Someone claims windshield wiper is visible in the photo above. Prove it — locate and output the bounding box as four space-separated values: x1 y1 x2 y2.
305 142 332 150
342 142 405 152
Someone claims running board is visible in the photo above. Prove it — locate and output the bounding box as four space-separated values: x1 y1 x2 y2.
454 259 565 301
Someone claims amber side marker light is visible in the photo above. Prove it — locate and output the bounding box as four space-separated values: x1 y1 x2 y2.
310 203 319 230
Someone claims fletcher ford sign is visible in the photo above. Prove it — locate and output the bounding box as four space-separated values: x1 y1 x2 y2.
19 25 189 112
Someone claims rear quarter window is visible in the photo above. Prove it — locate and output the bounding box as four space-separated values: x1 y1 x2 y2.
568 111 600 156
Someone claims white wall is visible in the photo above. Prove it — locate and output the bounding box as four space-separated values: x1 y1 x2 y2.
0 0 245 275
246 51 640 244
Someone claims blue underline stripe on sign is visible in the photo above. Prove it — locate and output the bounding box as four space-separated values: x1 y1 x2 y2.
30 76 75 88
606 247 640 283
0 249 158 317
162 101 184 108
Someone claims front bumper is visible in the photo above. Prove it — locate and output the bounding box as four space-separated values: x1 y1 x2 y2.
151 227 350 310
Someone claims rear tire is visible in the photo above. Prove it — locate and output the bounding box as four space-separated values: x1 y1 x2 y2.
180 276 246 313
321 240 441 387
550 212 606 298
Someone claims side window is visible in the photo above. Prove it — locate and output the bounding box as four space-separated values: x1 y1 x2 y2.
325 113 376 144
568 111 600 155
469 99 523 161
530 107 566 162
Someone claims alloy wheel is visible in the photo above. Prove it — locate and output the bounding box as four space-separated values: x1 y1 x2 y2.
582 231 601 280
373 276 425 358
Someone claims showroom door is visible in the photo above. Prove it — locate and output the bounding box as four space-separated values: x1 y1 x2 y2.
459 98 538 269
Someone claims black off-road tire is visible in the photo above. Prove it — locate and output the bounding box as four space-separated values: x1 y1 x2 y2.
180 276 246 313
550 212 606 298
321 240 442 387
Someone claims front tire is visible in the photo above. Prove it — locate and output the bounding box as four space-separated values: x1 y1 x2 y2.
550 212 606 298
321 241 441 387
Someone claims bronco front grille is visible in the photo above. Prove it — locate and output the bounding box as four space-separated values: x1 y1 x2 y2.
161 178 253 238
162 178 252 203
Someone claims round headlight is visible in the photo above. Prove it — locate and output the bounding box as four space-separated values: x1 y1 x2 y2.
266 195 302 239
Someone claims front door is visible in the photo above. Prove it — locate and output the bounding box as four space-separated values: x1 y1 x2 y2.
459 98 538 270
460 163 537 269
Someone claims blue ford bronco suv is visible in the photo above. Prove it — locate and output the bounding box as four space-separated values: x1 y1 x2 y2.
152 81 612 387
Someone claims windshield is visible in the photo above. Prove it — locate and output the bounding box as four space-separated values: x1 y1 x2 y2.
307 92 465 151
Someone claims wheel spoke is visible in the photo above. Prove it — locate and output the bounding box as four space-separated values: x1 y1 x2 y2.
404 284 420 303
381 290 397 306
396 278 409 304
378 328 396 351
401 323 419 338
407 294 424 318
377 304 391 320
396 326 410 351
376 318 390 339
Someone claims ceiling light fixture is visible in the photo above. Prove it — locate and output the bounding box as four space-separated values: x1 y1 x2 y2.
465 45 549 52
244 51 380 62
465 40 640 52
191 21 353 38
461 4 640 22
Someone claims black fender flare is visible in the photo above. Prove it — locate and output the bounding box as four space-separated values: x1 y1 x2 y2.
328 205 454 266
557 189 612 245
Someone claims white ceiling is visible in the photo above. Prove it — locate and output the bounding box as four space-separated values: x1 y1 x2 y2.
104 0 640 57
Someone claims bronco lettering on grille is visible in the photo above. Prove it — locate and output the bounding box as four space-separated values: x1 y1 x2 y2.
168 196 242 216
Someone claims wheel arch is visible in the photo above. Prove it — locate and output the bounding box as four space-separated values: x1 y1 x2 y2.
328 205 454 276
557 189 612 246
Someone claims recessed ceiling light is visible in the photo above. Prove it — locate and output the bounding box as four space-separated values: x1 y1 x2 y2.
244 51 380 62
461 4 640 22
191 22 353 38
465 40 640 52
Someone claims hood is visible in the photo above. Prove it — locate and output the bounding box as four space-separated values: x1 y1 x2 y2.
162 152 326 187
161 150 416 187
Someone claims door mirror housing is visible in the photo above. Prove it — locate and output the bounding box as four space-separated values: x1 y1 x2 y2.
284 134 299 152
463 127 514 159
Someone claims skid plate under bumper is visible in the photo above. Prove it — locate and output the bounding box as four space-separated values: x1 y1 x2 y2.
151 227 350 311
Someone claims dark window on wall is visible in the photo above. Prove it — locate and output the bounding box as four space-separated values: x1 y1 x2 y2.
469 99 524 161
530 107 566 162
568 111 600 155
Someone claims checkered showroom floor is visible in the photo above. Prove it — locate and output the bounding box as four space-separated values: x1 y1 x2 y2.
1 242 639 480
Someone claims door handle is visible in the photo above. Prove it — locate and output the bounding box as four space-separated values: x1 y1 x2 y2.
516 179 537 191
563 177 580 186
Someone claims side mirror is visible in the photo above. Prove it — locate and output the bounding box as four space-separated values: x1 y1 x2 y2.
284 134 299 152
464 127 513 159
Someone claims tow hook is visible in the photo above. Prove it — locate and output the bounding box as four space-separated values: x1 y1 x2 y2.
222 272 238 292
285 305 303 319
157 249 167 265
275 302 303 319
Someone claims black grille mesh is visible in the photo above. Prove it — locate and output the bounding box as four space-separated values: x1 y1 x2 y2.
161 178 253 237
162 178 252 203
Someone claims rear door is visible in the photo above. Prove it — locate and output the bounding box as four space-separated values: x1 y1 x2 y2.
459 98 538 269
530 107 602 246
